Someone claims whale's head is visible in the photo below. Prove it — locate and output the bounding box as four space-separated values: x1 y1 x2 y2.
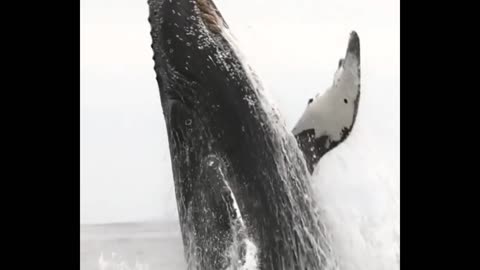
148 0 269 166
149 0 248 110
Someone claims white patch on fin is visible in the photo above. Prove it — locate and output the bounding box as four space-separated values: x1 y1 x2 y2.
292 42 360 141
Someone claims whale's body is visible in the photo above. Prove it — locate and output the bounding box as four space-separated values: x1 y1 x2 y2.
148 0 360 269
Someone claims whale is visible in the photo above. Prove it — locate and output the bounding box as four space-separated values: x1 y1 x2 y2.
147 0 360 269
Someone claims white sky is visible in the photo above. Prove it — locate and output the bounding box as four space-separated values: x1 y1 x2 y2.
81 0 399 224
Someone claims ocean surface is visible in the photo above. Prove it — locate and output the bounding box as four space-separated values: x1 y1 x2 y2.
81 221 186 270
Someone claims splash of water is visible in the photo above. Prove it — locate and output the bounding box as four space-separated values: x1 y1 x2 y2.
310 126 400 270
98 252 150 270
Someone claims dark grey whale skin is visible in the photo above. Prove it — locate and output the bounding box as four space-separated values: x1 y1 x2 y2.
148 0 339 269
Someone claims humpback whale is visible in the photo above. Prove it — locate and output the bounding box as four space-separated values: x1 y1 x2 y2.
147 0 360 269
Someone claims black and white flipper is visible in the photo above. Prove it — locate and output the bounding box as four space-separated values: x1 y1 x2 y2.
293 31 361 174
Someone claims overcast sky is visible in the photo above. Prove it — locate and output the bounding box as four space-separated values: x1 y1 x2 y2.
81 0 399 224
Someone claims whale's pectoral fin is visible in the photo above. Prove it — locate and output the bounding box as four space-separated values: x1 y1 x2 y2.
292 31 361 174
186 155 244 269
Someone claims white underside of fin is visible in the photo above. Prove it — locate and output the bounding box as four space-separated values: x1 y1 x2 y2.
292 53 359 142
